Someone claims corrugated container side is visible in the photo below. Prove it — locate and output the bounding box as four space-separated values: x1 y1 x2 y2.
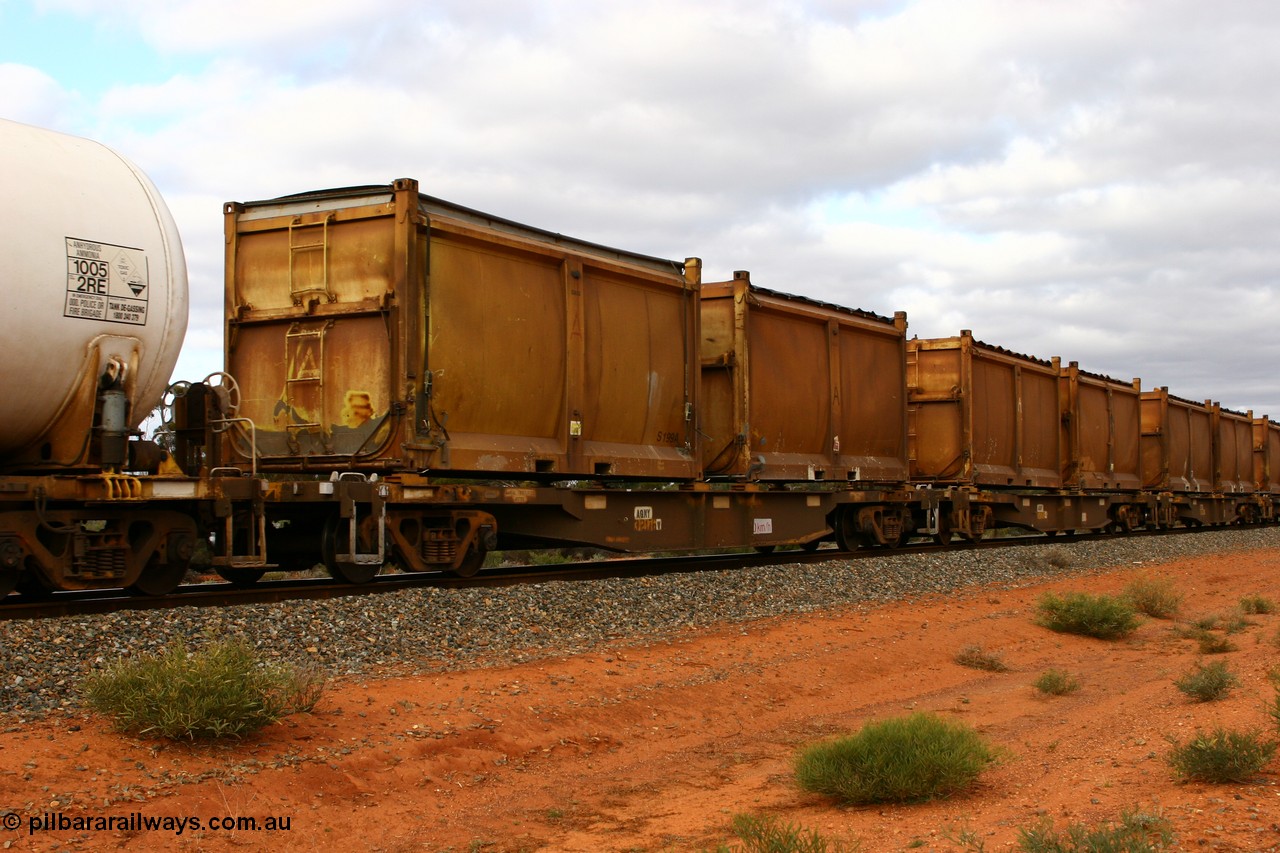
1254 418 1280 494
1059 364 1143 491
698 273 908 482
1141 389 1214 492
225 179 701 479
1216 406 1255 493
907 333 1063 488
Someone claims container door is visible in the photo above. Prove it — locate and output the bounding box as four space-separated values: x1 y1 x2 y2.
226 192 408 466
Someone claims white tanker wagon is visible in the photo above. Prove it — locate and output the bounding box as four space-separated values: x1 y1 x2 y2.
0 118 217 596
0 118 188 469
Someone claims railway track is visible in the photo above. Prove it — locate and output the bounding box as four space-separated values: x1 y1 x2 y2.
0 525 1222 621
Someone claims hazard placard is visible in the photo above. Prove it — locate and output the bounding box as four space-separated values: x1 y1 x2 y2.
63 237 149 326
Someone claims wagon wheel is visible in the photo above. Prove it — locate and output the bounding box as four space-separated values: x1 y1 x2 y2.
15 566 54 599
754 545 777 554
453 543 487 578
127 553 189 596
216 567 267 587
0 567 16 599
322 515 381 584
833 508 860 552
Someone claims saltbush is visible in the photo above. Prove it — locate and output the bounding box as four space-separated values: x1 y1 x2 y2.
1239 594 1277 615
1035 592 1140 640
954 645 1009 672
1193 630 1237 654
1033 669 1081 696
1174 661 1238 702
1122 575 1182 619
713 813 857 853
794 712 996 805
1167 728 1277 783
84 638 323 740
1017 809 1172 852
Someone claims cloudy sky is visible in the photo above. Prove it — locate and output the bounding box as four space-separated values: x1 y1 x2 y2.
5 0 1280 416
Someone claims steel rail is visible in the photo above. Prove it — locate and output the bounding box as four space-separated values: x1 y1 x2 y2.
0 524 1250 621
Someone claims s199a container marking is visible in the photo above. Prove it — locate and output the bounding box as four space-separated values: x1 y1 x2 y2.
64 238 149 325
633 506 662 531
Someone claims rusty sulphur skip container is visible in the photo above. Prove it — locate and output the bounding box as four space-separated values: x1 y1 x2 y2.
1255 417 1280 495
1058 362 1143 492
906 332 1064 488
1139 389 1255 493
698 272 909 482
224 179 701 479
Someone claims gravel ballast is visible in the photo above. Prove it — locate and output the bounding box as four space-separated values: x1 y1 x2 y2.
4 527 1278 718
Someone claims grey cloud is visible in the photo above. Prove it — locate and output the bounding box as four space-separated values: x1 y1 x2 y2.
21 0 1280 419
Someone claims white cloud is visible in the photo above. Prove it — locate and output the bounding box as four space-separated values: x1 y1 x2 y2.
10 0 1280 416
0 63 77 127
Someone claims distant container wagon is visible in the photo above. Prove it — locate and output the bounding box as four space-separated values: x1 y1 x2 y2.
1058 363 1143 493
1141 389 1215 494
1215 405 1256 494
224 179 702 480
699 272 909 483
906 332 1063 489
1140 389 1263 525
1254 417 1280 497
907 334 1148 535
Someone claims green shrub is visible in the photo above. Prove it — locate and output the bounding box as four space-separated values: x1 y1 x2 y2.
954 645 1009 672
1041 547 1071 570
1184 611 1252 635
84 638 323 740
1174 661 1238 702
1033 669 1081 696
794 712 997 805
1035 592 1140 640
717 813 857 853
1222 612 1253 634
1240 595 1276 615
1189 614 1221 631
1122 575 1182 619
1193 630 1237 654
1017 809 1172 852
1267 691 1280 733
1167 728 1278 783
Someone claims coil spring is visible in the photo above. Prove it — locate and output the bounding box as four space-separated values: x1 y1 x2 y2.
72 545 127 580
422 529 459 564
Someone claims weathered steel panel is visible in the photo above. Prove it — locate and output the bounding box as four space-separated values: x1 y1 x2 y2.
907 332 1063 488
1216 406 1255 493
836 318 910 478
1059 364 1143 491
225 179 701 478
424 225 570 463
698 273 908 482
1141 389 1214 492
1254 418 1280 494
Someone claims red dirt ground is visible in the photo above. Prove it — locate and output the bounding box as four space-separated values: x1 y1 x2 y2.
4 547 1280 852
